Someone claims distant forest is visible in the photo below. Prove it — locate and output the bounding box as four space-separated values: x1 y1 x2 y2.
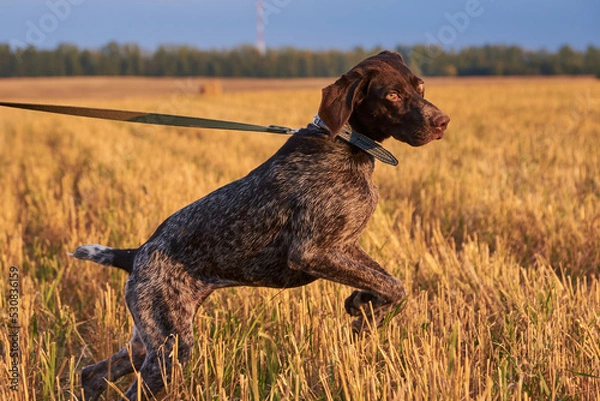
1 42 599 78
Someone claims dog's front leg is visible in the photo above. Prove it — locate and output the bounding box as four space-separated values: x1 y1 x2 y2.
343 242 396 277
288 245 406 332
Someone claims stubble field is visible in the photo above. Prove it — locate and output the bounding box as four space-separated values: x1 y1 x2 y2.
0 76 599 400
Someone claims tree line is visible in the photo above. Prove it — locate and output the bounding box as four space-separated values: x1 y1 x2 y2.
1 42 599 78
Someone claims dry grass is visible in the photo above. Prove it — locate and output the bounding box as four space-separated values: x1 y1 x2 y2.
0 76 333 100
0 77 599 400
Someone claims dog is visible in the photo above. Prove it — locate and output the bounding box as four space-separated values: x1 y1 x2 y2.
71 50 450 400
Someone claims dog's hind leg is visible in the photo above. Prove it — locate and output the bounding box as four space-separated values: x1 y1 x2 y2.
124 331 195 401
122 265 213 400
122 298 198 400
81 328 146 401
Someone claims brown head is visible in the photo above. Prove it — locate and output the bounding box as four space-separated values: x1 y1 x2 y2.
318 50 450 147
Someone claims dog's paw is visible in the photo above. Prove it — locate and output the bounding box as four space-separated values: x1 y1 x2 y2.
344 290 386 317
351 316 369 334
345 291 407 334
80 364 108 401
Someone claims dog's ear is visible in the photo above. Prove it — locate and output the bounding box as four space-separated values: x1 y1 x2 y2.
318 70 369 137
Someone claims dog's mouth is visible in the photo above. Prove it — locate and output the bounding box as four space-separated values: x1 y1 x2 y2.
433 126 446 140
394 125 447 147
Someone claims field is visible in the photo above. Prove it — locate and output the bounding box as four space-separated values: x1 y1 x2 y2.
1 75 599 400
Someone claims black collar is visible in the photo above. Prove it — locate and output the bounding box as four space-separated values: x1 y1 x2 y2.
311 115 398 166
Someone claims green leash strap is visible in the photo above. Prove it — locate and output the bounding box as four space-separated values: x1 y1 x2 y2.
0 101 294 134
0 101 397 166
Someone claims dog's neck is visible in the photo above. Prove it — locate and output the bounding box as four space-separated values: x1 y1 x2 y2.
311 115 398 166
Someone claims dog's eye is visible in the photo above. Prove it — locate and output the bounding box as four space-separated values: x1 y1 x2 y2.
386 92 401 102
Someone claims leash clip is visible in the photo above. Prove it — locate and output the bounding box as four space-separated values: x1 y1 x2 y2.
266 125 295 134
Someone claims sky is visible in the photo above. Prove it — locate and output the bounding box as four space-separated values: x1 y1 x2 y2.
2 0 599 52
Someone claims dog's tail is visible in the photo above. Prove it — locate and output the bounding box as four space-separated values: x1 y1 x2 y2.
69 244 137 274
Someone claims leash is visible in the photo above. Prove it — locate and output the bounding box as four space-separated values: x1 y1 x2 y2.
0 101 293 134
0 101 397 166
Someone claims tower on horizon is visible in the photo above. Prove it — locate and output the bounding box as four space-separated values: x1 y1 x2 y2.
256 0 266 55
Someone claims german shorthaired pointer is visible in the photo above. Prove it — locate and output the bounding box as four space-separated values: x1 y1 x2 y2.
72 50 449 400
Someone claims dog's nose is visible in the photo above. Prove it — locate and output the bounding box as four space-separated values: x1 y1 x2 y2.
432 113 450 131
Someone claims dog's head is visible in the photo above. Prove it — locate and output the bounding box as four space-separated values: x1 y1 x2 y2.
318 50 450 147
